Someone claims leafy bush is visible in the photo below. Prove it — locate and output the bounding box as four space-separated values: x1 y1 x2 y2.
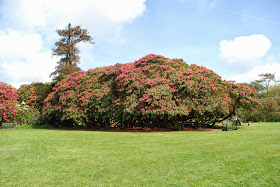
14 101 41 126
264 85 280 98
0 82 18 123
239 97 280 122
17 82 53 112
43 54 259 129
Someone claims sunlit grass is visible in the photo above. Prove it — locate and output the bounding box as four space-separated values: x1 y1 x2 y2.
0 123 279 186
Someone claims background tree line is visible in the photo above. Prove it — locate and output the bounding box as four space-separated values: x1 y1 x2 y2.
238 73 280 122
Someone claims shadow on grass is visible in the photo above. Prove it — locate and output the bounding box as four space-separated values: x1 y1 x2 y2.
16 124 225 132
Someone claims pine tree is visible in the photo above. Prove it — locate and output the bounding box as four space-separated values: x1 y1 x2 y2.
256 73 277 91
51 23 94 79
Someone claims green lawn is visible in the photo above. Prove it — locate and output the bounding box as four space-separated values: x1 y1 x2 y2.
1 123 279 186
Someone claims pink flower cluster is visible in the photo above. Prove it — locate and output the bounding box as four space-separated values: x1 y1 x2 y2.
0 82 18 122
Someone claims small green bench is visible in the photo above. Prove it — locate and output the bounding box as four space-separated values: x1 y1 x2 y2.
1 123 14 129
222 121 238 131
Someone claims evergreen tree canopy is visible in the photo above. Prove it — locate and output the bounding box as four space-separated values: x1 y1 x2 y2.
51 23 94 78
256 73 278 91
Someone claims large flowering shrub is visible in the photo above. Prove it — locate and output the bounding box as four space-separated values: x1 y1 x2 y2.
43 54 259 129
0 82 18 123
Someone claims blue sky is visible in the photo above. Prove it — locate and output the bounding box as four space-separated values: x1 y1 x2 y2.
0 0 279 88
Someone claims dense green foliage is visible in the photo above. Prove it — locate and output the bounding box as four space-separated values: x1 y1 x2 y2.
12 82 52 126
241 81 280 122
13 101 41 126
17 82 53 111
1 123 279 186
43 54 259 129
239 96 280 122
264 85 280 98
52 65 82 83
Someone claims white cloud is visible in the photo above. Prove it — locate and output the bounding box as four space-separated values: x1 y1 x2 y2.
0 0 146 37
78 42 97 70
219 34 271 63
0 0 46 30
0 30 57 88
226 54 280 83
0 30 42 60
0 0 147 88
219 34 280 83
228 63 280 83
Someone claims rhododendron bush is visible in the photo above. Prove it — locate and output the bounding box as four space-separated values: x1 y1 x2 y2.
43 54 259 129
0 82 18 123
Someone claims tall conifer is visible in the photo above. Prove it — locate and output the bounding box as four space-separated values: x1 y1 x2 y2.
51 23 94 79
